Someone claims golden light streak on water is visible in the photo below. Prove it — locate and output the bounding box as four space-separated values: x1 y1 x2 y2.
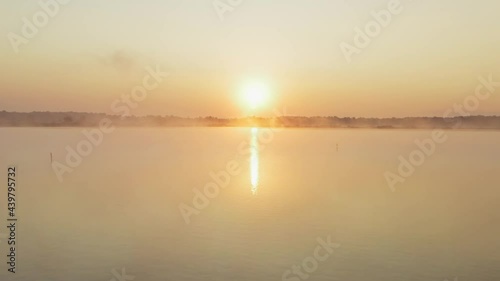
250 127 259 195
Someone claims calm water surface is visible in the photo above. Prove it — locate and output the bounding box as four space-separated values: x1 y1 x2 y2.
0 128 499 281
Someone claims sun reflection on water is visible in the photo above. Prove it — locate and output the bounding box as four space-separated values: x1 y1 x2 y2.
250 127 259 195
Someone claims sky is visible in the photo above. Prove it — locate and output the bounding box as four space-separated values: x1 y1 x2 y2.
1 0 500 118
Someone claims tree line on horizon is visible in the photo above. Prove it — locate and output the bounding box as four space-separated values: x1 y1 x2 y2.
1 111 500 129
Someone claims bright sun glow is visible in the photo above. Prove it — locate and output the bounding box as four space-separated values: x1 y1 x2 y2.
243 82 269 109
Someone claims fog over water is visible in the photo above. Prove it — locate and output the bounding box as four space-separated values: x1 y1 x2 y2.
0 128 499 281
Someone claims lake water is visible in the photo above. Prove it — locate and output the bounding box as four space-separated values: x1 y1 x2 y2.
0 128 499 281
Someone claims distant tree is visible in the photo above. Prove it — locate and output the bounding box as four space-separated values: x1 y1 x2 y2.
63 116 73 124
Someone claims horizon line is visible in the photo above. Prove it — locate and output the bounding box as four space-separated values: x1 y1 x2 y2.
2 110 500 120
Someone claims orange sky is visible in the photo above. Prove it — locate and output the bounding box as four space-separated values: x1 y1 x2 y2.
1 0 500 117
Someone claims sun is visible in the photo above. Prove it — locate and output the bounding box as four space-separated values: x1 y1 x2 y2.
243 81 269 109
